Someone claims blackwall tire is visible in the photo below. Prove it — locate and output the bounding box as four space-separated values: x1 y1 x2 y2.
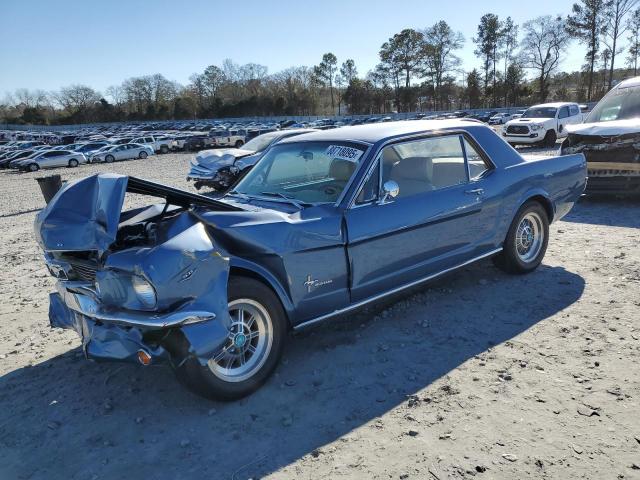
543 130 557 147
105 155 115 163
173 277 287 401
493 201 549 274
139 151 148 159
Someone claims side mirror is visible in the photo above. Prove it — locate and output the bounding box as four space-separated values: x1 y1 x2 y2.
380 180 399 204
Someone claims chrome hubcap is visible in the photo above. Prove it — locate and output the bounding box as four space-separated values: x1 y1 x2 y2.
515 212 544 263
207 299 273 383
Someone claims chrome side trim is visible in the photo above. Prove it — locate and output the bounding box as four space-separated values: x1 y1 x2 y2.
293 247 502 331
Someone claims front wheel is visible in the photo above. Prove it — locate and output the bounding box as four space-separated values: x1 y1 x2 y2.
105 154 115 163
28 163 39 172
160 145 169 154
542 130 557 147
173 277 287 401
234 140 244 148
493 201 549 274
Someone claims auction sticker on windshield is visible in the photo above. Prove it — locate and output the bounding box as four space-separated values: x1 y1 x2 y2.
325 145 364 162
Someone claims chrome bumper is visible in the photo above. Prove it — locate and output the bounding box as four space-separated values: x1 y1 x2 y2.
56 280 215 329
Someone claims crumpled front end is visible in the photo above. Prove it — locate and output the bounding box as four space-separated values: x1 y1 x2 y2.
186 149 255 190
561 131 640 194
37 173 236 367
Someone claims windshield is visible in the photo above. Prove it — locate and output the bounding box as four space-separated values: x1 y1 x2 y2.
241 132 282 152
233 141 367 204
522 107 557 119
586 85 640 122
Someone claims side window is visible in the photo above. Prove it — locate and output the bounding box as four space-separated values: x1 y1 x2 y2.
355 161 380 204
381 135 468 199
569 105 580 116
463 138 489 180
558 106 570 119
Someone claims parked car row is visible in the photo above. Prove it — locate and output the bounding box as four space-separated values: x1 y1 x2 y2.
0 138 156 171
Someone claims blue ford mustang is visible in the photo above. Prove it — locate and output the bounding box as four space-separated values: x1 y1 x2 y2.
35 120 587 400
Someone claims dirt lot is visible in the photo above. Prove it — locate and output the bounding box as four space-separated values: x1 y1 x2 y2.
0 148 639 480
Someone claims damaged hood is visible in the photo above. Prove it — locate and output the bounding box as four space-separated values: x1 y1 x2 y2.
35 174 128 255
34 173 241 255
566 118 640 136
194 148 255 169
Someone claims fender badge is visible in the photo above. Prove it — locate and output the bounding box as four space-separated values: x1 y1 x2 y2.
304 275 333 293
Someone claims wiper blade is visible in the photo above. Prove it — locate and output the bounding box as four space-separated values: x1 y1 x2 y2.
259 191 306 208
226 190 250 200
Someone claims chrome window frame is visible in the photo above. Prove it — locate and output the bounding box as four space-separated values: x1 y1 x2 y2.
347 129 495 209
230 138 372 208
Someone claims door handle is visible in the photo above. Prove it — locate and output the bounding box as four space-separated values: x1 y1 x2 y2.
465 188 484 195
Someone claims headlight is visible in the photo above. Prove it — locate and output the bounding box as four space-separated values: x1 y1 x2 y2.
529 124 542 131
131 275 157 308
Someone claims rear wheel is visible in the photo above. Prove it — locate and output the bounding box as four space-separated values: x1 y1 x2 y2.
28 163 39 172
138 151 148 159
68 159 78 168
160 145 169 154
493 201 549 274
173 277 287 401
105 155 115 163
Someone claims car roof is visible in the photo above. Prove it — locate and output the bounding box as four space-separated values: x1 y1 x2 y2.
277 119 486 145
616 76 640 88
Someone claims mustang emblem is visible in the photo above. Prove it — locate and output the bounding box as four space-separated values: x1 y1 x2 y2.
304 275 333 293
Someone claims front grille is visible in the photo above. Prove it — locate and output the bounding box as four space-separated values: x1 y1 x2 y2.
68 260 98 282
506 125 529 135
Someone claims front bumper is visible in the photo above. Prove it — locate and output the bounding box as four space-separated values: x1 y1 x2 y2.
502 132 541 143
50 280 224 364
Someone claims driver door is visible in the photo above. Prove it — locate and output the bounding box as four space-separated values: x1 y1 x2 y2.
345 133 496 302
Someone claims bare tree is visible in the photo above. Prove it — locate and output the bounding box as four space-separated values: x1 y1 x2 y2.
54 85 101 119
521 15 570 102
603 0 638 89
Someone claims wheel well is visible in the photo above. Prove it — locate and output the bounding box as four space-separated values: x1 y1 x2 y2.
228 267 292 329
526 195 554 222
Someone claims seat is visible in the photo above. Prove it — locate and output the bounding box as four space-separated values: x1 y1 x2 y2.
388 156 434 197
329 159 356 187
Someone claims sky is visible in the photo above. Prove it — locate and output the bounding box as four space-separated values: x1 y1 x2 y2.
0 0 586 99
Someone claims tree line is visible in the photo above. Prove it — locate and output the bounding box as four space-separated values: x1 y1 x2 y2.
2 0 640 126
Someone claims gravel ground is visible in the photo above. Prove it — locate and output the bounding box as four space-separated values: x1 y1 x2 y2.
0 148 639 480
